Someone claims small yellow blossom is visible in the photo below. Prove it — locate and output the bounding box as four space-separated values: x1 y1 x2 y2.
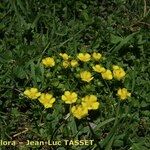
62 60 70 68
82 95 99 110
113 65 126 80
59 53 69 60
117 88 131 100
80 71 94 82
101 69 113 80
112 65 120 70
92 65 106 73
77 53 91 62
24 88 41 100
42 57 55 67
39 93 55 108
71 105 88 119
92 52 102 61
62 91 78 104
71 60 78 67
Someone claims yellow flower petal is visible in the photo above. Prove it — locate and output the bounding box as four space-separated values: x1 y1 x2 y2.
42 57 55 67
113 66 126 80
82 95 99 110
61 91 78 104
80 71 93 82
62 60 70 68
101 70 113 80
92 52 102 61
93 65 106 73
59 53 70 60
24 88 41 100
117 88 131 100
38 93 55 108
71 60 78 67
71 105 88 119
77 53 91 62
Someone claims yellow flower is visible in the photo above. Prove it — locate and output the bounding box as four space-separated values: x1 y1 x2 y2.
101 69 113 80
92 52 102 61
71 105 88 119
39 93 55 108
24 88 41 100
42 57 55 67
71 60 78 67
62 60 70 68
59 53 69 60
117 88 131 100
113 65 126 80
82 95 99 110
62 91 78 104
112 65 120 70
92 65 106 73
80 71 94 82
77 53 91 62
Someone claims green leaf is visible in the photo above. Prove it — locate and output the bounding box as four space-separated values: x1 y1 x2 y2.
30 61 37 86
13 66 26 79
69 116 78 137
110 32 138 54
95 118 115 131
110 34 123 44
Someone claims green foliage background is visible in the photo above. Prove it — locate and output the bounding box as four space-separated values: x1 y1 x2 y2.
0 0 150 149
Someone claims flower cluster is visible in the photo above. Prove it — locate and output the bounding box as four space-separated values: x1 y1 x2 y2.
61 91 99 119
59 53 79 68
23 50 131 119
92 64 126 81
24 88 55 108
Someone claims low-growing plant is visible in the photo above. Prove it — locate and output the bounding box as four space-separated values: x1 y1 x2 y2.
1 0 149 149
23 50 131 120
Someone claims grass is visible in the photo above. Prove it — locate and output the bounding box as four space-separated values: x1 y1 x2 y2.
0 0 150 150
